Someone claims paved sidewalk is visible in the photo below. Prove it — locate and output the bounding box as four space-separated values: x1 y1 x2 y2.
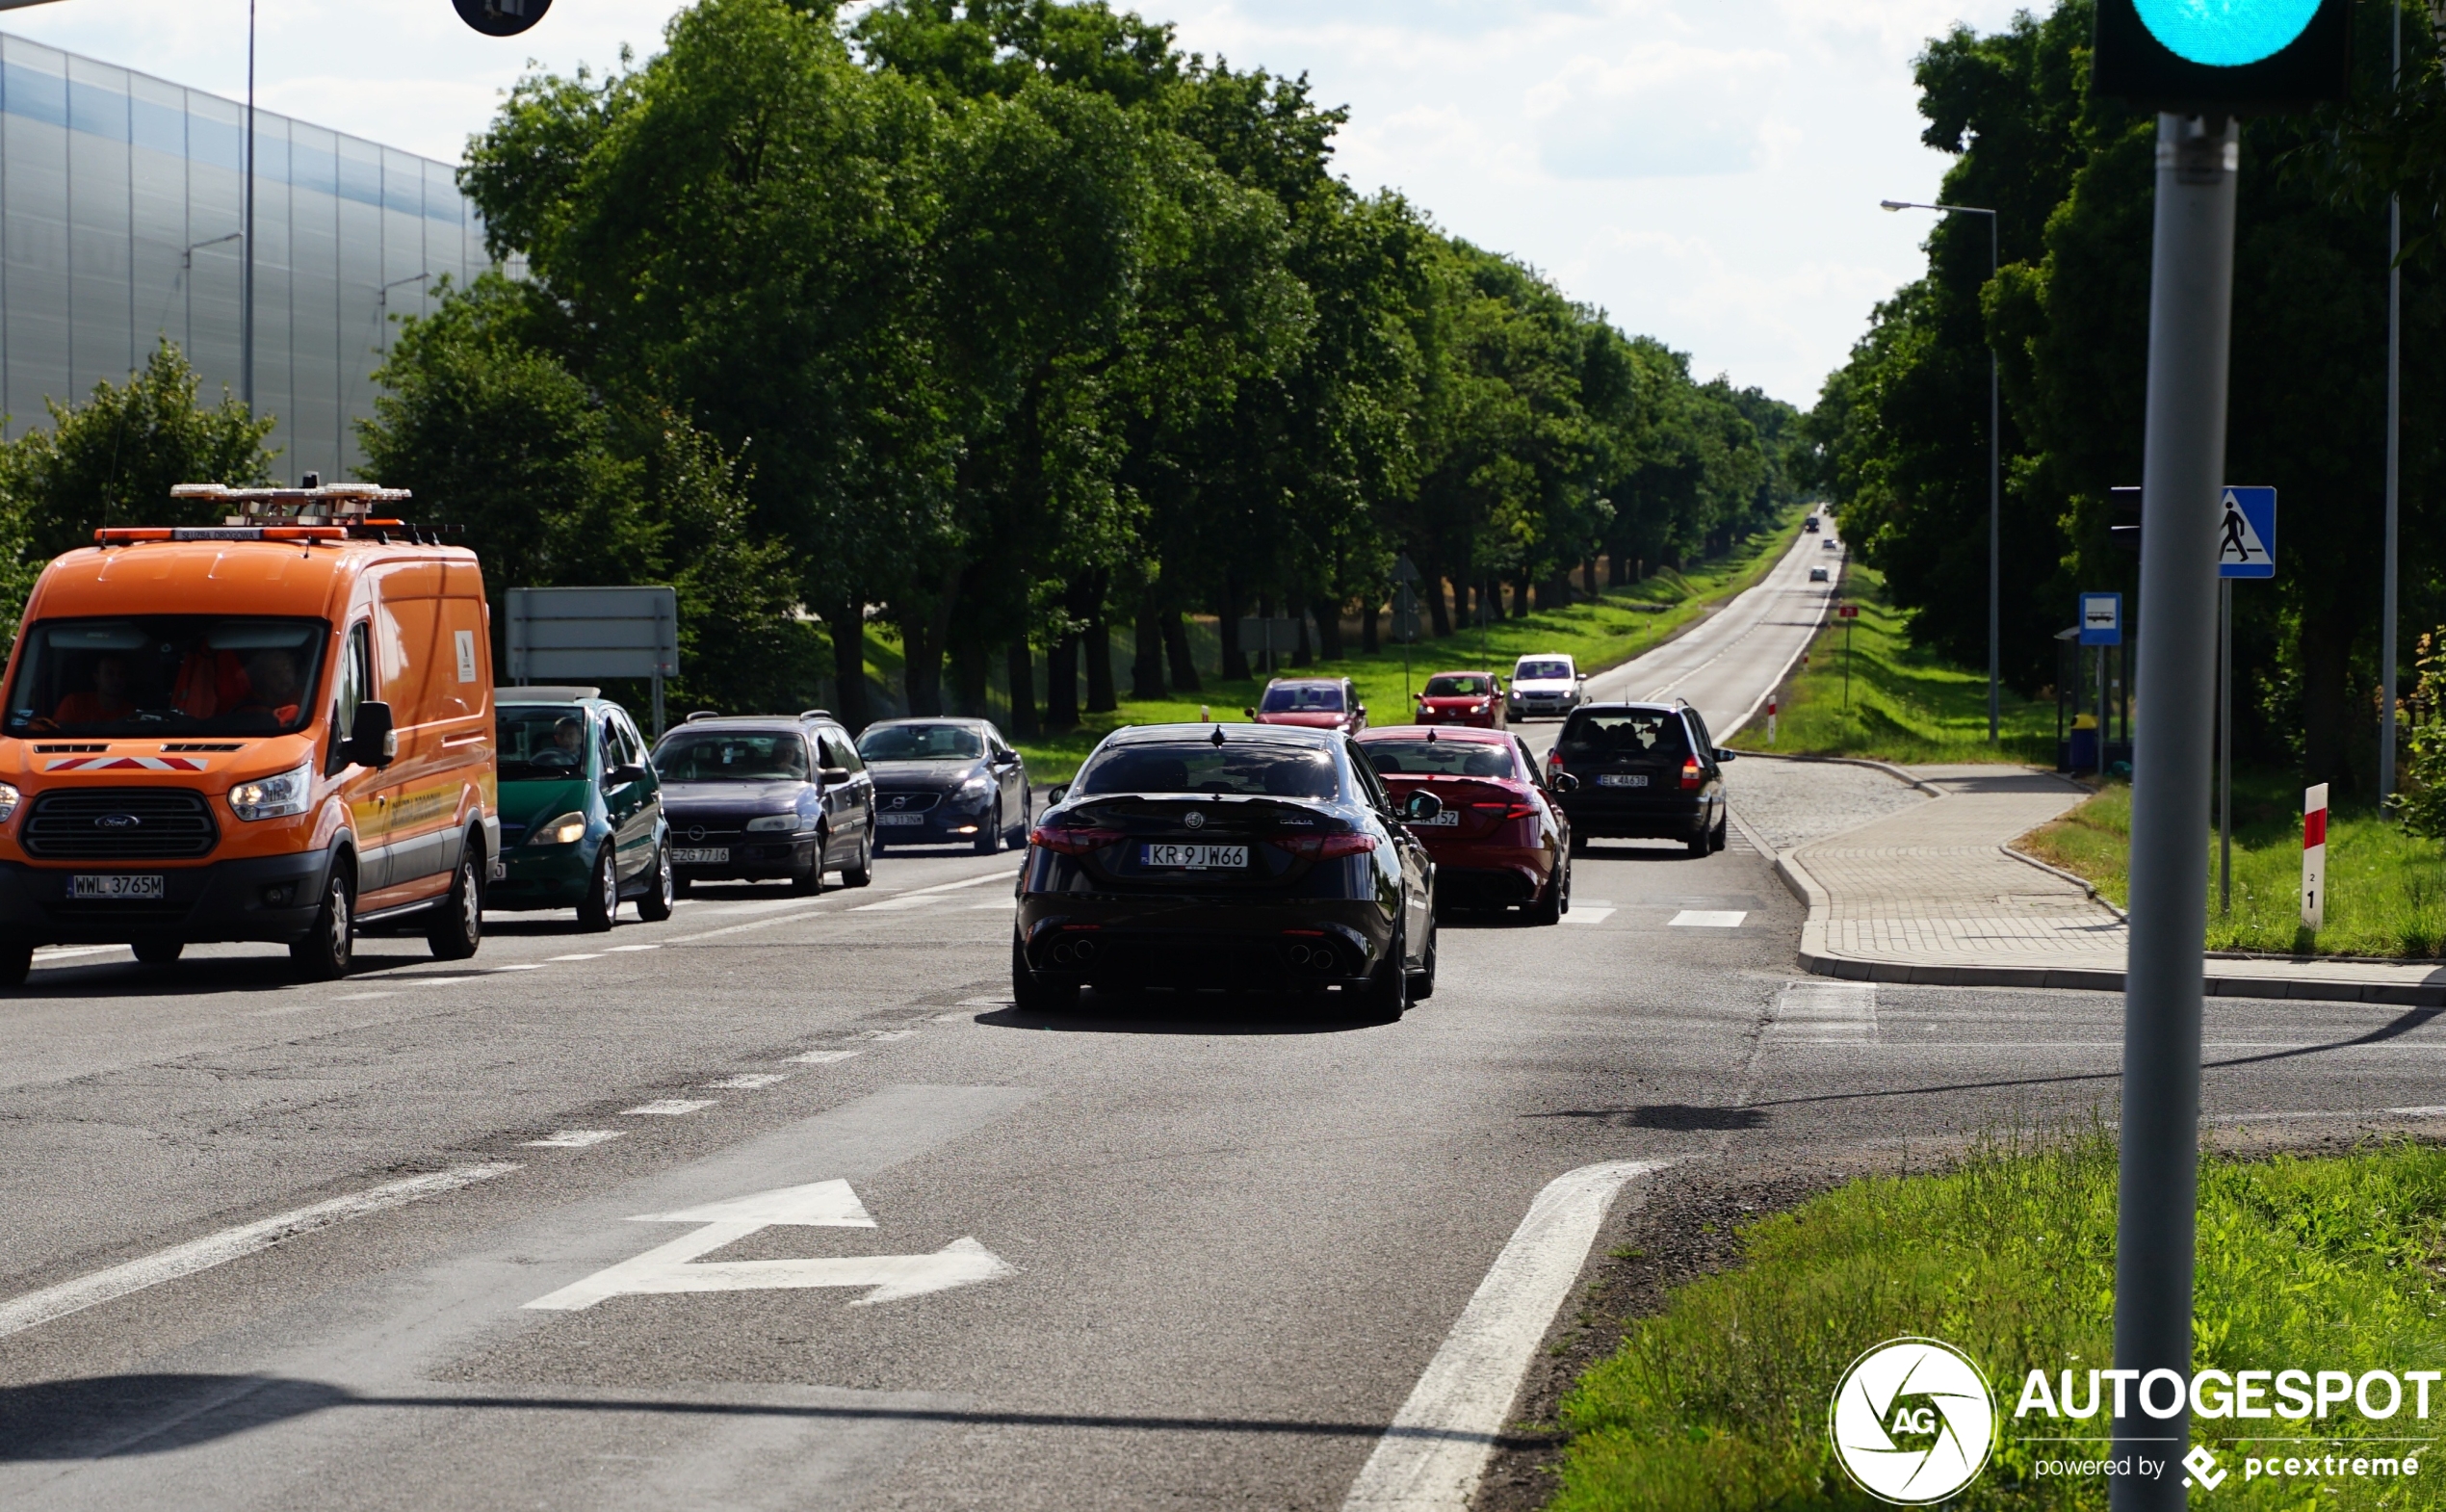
1774 763 2446 1005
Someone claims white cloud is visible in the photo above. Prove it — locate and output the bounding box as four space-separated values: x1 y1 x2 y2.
1525 42 1790 179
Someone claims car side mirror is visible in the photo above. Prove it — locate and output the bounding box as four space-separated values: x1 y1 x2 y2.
606 762 646 788
1356 705 1366 718
1399 791 1443 822
1047 784 1070 806
820 766 852 787
1715 748 1737 763
1551 772 1579 794
348 700 396 769
1242 706 1257 719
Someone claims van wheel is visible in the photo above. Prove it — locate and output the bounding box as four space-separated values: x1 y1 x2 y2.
576 848 618 932
636 844 676 921
0 935 31 988
292 867 354 980
428 854 482 959
132 937 185 965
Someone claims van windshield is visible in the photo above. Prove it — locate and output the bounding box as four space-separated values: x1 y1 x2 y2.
6 616 328 738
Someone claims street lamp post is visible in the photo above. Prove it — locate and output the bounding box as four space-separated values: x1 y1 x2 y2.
2381 0 2404 808
1883 197 2001 745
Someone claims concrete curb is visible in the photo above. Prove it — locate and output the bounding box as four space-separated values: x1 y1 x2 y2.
1731 747 1944 797
1997 843 2129 921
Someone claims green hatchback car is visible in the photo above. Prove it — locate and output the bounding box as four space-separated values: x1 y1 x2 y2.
488 689 674 930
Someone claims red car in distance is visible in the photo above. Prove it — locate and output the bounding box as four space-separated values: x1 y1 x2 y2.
1246 677 1366 737
1414 670 1506 729
1357 725 1574 924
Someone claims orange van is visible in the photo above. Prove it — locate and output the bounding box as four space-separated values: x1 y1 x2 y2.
0 482 499 984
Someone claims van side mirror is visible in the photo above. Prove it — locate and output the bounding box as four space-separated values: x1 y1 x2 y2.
349 701 396 769
1399 791 1444 822
819 766 853 787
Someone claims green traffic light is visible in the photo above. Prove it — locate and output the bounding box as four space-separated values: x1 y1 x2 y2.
2135 0 2322 66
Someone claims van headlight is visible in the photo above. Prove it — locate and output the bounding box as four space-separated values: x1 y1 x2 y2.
530 812 586 846
0 783 19 823
745 813 804 832
229 758 315 821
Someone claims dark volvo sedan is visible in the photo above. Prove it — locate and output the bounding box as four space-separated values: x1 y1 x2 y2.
1548 700 1732 856
1015 724 1439 1018
856 717 1030 854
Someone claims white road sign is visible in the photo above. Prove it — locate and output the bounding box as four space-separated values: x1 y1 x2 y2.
523 1179 1013 1311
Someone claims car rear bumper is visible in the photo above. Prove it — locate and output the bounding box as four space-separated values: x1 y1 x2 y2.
1015 893 1393 991
1561 794 1710 838
1431 861 1547 906
0 849 336 945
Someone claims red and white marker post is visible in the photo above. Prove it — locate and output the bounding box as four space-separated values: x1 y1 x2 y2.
1766 698 1778 747
2302 783 2329 931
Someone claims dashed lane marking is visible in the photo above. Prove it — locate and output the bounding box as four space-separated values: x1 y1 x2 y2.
605 944 663 952
332 992 399 1002
488 963 548 972
550 953 604 962
0 1162 520 1343
702 1074 792 1090
1559 908 1616 925
1668 910 1747 927
786 1050 862 1065
620 1099 716 1116
525 1130 622 1148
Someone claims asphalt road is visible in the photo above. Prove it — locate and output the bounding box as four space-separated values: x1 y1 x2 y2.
5 527 2442 1511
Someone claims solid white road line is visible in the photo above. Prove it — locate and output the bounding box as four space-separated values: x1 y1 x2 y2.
785 1050 862 1065
1669 910 1747 927
620 1099 716 1116
864 1030 918 1042
550 953 605 962
1340 1160 1669 1511
0 1162 520 1343
701 1073 791 1090
524 1130 622 1148
605 944 663 952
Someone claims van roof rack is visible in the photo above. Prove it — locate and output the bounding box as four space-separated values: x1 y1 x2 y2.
170 482 412 526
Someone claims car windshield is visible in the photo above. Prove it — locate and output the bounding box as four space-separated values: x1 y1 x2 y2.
5 615 328 738
1362 740 1517 779
498 706 590 780
1560 712 1690 760
1260 684 1344 713
653 731 810 782
1516 660 1572 681
1075 742 1340 800
858 723 985 762
1422 675 1491 697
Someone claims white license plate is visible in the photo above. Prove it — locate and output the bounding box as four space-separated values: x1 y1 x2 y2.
1413 811 1461 826
877 813 926 827
1141 843 1246 871
72 873 164 900
671 847 729 865
1598 773 1650 788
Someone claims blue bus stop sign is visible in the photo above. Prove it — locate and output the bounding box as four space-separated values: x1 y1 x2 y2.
2080 592 2124 647
2217 486 2277 579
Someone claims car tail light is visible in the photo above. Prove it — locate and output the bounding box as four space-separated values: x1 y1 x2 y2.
1472 801 1540 821
1680 757 1704 791
1029 823 1125 856
1272 832 1378 859
1547 749 1565 774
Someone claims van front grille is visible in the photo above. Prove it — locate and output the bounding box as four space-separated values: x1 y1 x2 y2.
24 788 219 859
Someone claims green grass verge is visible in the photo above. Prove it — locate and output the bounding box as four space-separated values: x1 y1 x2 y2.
2018 780 2446 957
1553 1134 2446 1510
1728 560 2059 766
996 511 1808 781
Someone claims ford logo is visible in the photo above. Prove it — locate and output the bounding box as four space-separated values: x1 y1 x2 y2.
95 814 141 830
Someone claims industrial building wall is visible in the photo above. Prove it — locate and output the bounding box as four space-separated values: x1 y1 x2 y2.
0 31 495 483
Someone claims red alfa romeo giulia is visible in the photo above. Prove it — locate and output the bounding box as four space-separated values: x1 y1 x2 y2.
1355 725 1574 923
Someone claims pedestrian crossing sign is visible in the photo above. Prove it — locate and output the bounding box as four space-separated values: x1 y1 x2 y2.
2218 486 2277 579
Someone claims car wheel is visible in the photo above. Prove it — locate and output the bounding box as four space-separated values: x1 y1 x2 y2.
1011 936 1076 1011
1685 824 1710 857
291 865 354 981
0 934 31 987
792 834 827 895
1529 858 1568 925
842 833 873 888
975 799 1004 856
636 843 676 921
1356 924 1409 1023
1408 917 1438 1002
577 847 619 931
427 853 483 960
132 936 185 965
1710 809 1729 852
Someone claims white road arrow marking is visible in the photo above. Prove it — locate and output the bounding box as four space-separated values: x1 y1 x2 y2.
523 1178 1014 1312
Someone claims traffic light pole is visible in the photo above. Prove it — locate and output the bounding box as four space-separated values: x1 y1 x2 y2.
2112 112 2239 1512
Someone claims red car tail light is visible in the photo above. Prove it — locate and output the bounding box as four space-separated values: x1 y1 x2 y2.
1680 757 1704 791
1029 823 1125 855
1272 832 1379 859
1471 801 1540 821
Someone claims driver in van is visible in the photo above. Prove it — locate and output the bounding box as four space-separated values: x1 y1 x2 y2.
53 654 134 725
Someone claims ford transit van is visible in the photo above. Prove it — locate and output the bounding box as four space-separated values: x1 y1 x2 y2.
0 482 499 984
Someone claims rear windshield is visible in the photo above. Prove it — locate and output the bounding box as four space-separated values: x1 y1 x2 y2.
1560 711 1689 760
1074 742 1340 800
498 706 590 781
1362 740 1518 779
1516 660 1573 681
1422 675 1491 697
653 731 809 782
6 616 328 738
1260 684 1344 713
858 723 985 761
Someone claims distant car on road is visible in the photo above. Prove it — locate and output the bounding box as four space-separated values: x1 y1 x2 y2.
1548 700 1731 857
1017 724 1437 1017
1822 536 1839 551
1506 654 1584 720
1247 677 1366 737
856 717 1030 855
1414 670 1506 729
1358 726 1573 924
1808 566 1831 582
1805 514 1821 532
491 689 673 931
652 712 874 895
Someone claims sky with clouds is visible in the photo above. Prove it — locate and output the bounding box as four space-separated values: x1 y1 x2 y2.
0 0 2033 405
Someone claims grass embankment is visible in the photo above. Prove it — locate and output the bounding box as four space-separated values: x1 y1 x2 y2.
1552 1134 2446 1511
982 512 1808 781
1730 561 2059 766
2018 780 2446 957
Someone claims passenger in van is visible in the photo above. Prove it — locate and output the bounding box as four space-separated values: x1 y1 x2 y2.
53 655 134 725
172 649 248 719
233 649 304 725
